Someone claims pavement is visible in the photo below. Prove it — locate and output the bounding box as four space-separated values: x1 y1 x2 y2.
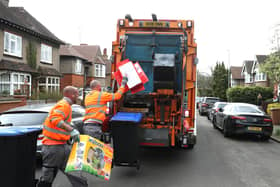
271 125 280 143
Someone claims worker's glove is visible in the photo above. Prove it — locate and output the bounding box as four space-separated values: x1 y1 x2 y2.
70 129 80 143
121 76 128 87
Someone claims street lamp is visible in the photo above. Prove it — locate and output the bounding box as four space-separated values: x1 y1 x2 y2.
227 50 231 89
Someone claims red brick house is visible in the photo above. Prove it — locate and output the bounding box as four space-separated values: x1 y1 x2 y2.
70 44 108 90
0 0 64 96
241 60 254 86
252 55 270 87
241 55 270 87
59 45 90 89
230 66 244 87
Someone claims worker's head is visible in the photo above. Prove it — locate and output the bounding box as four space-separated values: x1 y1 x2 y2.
90 80 101 91
63 86 79 104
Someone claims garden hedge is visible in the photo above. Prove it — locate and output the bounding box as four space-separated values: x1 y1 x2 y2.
226 86 273 105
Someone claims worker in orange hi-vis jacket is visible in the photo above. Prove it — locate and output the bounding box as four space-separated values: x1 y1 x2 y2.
83 77 128 140
37 86 80 187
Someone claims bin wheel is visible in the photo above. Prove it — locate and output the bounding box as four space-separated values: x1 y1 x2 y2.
136 160 140 171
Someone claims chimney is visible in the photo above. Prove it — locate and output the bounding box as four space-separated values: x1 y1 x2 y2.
103 48 108 59
0 0 9 7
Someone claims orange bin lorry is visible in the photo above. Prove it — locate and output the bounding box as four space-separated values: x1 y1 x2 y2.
110 15 197 149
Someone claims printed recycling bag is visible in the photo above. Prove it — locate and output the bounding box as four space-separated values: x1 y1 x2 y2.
65 135 113 181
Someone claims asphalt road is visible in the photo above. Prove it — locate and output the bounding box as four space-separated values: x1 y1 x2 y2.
36 114 280 187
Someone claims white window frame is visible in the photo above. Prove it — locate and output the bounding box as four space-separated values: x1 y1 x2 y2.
102 64 105 78
38 76 60 93
0 71 31 96
75 59 82 74
4 31 22 57
95 64 106 78
254 68 267 82
40 43 52 64
244 72 253 83
0 71 11 95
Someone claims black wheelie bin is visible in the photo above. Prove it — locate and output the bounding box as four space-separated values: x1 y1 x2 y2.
110 112 143 170
0 127 41 187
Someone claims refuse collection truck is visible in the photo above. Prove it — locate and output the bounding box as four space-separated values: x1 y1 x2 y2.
110 15 197 149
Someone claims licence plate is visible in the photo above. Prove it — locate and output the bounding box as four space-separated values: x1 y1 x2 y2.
248 127 262 131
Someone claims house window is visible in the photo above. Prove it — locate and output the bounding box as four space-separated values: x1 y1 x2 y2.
0 71 31 95
41 44 52 64
95 64 106 78
255 69 267 82
244 72 253 83
75 59 82 74
38 77 60 93
11 73 31 95
0 72 10 95
4 31 22 57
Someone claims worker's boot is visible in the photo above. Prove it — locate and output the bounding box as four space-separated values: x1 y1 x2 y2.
36 180 52 187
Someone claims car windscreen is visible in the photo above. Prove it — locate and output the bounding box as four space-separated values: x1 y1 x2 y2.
234 106 263 114
0 112 48 126
218 103 227 109
206 98 219 103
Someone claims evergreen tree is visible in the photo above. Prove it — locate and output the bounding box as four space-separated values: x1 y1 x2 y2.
212 61 228 100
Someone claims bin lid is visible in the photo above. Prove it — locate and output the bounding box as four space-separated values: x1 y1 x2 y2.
110 112 143 123
0 127 41 136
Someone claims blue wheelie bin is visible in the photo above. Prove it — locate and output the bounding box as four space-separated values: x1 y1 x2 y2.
0 127 41 187
110 112 143 170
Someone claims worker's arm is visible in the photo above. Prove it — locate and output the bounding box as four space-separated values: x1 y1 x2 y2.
49 104 74 132
101 77 128 102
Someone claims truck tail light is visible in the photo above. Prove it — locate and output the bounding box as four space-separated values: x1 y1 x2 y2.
184 110 189 117
106 108 110 114
187 21 192 28
119 19 124 26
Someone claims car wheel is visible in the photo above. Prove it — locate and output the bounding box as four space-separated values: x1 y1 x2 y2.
260 136 270 141
212 118 217 129
223 121 231 137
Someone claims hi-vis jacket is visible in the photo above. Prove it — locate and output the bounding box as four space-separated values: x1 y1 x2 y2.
83 86 126 125
42 99 72 145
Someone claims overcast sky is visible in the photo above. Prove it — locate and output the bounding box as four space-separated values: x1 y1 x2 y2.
9 0 280 74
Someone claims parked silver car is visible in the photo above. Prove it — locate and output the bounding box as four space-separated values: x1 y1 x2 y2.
0 103 85 157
